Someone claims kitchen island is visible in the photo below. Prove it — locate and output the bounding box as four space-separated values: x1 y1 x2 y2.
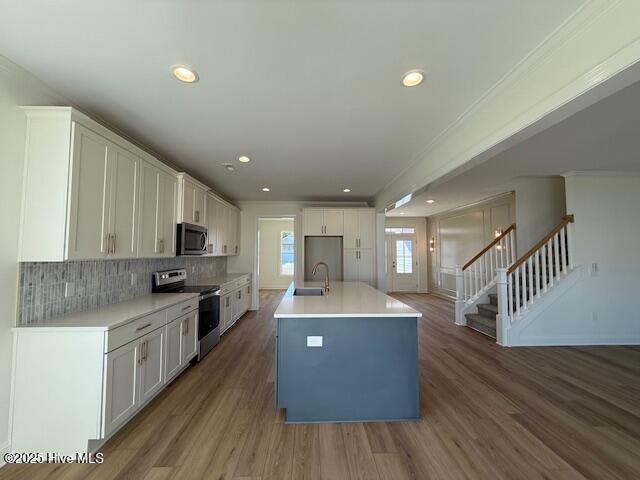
274 281 421 423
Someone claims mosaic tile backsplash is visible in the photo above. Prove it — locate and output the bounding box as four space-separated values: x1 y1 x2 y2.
18 256 226 324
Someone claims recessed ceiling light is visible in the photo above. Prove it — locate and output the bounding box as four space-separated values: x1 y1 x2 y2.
343 188 351 193
171 65 198 83
401 69 424 87
399 212 405 215
238 156 251 163
261 187 270 192
426 199 435 204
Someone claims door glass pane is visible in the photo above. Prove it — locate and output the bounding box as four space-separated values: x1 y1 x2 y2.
395 240 413 274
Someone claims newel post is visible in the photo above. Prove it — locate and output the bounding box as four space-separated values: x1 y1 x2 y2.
454 265 466 326
495 268 509 346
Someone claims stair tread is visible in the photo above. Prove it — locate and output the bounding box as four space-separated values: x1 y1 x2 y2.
465 313 496 328
477 303 498 314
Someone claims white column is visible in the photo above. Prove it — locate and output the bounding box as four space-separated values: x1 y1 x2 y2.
454 265 466 326
495 268 509 346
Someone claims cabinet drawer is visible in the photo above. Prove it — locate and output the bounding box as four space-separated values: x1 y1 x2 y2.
166 298 199 322
105 310 166 353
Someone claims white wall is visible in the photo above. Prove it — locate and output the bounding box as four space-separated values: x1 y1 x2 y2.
513 176 566 253
383 217 428 292
0 56 66 457
258 218 295 289
513 174 640 345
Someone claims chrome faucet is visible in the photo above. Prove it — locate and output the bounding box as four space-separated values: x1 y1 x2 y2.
312 261 330 291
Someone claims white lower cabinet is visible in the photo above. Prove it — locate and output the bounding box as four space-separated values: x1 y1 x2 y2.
138 327 165 405
165 317 183 381
181 310 198 365
103 340 140 437
11 296 199 455
219 275 251 334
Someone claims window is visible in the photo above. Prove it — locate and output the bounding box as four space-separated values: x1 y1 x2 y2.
385 227 415 234
395 239 413 273
280 231 295 276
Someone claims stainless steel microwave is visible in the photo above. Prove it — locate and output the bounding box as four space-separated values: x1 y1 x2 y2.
176 223 208 255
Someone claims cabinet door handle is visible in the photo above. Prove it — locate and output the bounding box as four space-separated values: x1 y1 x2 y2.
138 342 144 364
136 322 152 332
195 210 200 222
112 234 116 254
184 318 188 335
105 234 111 254
235 245 238 254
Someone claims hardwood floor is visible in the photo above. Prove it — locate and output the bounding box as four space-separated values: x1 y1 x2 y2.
2 290 639 479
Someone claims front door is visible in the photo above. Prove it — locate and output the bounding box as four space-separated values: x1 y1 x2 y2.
386 235 418 292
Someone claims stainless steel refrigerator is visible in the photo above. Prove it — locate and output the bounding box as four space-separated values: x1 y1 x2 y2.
304 236 343 281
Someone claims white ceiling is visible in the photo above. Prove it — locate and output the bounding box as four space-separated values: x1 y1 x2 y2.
388 76 640 217
0 0 584 202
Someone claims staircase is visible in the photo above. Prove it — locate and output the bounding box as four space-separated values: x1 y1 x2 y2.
456 215 575 346
454 224 516 335
465 294 498 337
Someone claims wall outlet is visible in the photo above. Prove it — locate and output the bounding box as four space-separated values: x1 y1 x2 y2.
65 282 75 298
130 273 137 286
307 336 323 347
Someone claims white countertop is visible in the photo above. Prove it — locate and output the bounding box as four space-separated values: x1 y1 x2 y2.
13 292 199 332
187 272 250 287
274 282 421 318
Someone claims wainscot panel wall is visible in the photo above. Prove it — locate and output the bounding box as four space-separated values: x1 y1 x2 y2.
427 193 515 299
18 256 226 324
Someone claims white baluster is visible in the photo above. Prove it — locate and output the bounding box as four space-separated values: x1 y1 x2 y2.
509 230 515 266
554 233 560 282
535 251 541 299
487 245 496 279
560 226 567 274
541 243 548 293
547 239 554 288
474 263 479 298
507 272 514 319
515 267 521 316
484 253 490 287
566 221 574 269
527 257 534 308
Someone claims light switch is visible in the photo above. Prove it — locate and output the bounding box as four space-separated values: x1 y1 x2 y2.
306 336 323 347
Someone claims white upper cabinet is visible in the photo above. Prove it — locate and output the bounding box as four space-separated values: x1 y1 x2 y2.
206 192 240 256
20 108 150 261
66 123 112 259
19 107 181 262
108 145 140 258
138 161 177 258
343 209 375 249
177 173 208 227
303 209 343 236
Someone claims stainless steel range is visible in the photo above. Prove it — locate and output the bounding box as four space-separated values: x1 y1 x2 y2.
152 268 220 361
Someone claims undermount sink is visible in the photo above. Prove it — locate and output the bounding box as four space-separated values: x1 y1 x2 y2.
293 287 325 296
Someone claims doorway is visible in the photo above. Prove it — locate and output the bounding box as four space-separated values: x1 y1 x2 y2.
257 217 296 290
386 233 418 292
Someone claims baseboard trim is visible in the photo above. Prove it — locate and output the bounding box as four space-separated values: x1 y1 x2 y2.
0 439 10 469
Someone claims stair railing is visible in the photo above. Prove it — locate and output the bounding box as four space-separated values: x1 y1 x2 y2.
496 214 575 344
455 224 516 325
